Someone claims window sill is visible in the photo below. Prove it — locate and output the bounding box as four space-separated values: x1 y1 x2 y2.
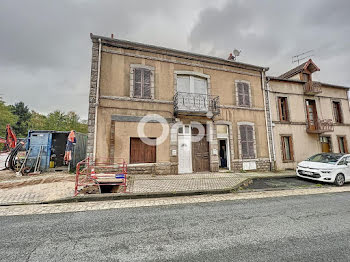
282 160 295 163
133 96 153 100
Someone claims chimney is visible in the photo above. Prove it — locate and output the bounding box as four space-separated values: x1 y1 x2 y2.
111 33 114 39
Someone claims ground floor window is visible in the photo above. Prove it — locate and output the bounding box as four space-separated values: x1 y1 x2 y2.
320 136 332 153
338 136 348 153
239 124 256 159
130 137 156 164
281 135 294 161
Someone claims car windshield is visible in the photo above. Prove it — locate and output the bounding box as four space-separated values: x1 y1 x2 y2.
306 153 344 165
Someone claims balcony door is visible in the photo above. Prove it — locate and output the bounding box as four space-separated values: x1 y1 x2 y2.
177 75 208 112
306 100 318 131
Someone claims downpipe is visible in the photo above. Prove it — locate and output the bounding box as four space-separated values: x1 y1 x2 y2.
93 38 102 162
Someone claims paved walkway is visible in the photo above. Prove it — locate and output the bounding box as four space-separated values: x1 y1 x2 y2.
0 170 295 205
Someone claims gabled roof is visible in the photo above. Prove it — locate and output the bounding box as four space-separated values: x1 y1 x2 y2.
279 59 320 79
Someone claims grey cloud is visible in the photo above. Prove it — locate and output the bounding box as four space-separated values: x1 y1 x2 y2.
189 0 350 86
0 0 349 119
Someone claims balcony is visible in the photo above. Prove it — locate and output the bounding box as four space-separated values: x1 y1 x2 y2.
306 119 334 134
304 81 322 95
174 92 220 117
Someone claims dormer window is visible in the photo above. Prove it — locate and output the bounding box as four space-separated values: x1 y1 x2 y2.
303 73 310 82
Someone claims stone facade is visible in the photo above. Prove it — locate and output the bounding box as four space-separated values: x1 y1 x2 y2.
267 60 350 170
87 34 274 174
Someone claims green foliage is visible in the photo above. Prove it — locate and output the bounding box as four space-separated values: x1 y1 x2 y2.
0 98 18 137
10 101 32 137
29 111 48 130
0 98 88 138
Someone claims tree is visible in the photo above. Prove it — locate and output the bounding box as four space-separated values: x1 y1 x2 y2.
0 98 17 137
29 111 47 130
45 110 68 131
10 101 31 137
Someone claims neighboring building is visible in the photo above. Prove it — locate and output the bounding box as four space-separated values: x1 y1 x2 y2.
267 59 350 170
87 34 274 175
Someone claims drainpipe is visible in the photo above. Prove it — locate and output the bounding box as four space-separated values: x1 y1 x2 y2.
266 78 276 165
93 38 102 162
261 69 274 170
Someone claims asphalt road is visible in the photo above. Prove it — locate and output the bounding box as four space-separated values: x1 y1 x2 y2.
2 192 350 262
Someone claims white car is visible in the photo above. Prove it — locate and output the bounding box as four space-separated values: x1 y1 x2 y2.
297 153 350 186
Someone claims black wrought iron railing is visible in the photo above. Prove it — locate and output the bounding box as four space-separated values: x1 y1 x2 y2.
174 92 220 116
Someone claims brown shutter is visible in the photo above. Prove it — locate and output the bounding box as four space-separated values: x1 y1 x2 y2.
143 69 151 98
278 97 283 121
243 83 250 106
345 137 349 153
237 82 244 106
240 125 255 159
134 69 142 97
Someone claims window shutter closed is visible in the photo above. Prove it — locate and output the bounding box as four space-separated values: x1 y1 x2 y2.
143 69 151 98
237 82 250 107
240 125 255 159
134 68 142 97
237 82 244 106
243 83 250 106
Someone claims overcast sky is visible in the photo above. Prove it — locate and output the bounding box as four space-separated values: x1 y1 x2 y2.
1 0 349 119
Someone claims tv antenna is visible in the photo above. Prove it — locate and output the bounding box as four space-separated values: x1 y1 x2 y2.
292 50 314 65
233 49 241 61
228 49 241 61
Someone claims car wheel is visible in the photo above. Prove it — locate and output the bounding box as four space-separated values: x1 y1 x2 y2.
334 174 345 186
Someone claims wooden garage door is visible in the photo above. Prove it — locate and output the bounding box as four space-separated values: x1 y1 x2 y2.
130 138 156 163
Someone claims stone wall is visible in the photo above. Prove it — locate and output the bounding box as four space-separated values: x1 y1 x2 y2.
127 162 178 175
231 158 271 172
87 40 99 159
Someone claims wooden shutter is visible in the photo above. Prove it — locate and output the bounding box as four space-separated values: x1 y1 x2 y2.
237 82 250 107
134 69 142 97
333 102 342 123
278 97 289 121
143 69 151 98
281 136 294 161
240 125 255 159
134 68 151 98
243 83 250 106
130 138 156 163
338 136 348 154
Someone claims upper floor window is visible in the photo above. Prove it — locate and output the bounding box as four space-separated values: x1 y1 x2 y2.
332 101 343 124
177 75 207 94
278 97 289 122
130 65 155 99
236 81 251 107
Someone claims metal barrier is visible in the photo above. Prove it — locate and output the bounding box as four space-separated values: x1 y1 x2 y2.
74 157 128 196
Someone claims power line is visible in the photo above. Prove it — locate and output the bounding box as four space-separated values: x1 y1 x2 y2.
292 50 314 65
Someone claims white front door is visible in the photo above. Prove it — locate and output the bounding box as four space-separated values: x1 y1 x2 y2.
178 125 192 174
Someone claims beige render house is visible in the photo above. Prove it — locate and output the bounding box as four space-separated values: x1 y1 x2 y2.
87 34 274 175
266 59 350 170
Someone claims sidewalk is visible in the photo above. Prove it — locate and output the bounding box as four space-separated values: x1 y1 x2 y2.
0 170 295 206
